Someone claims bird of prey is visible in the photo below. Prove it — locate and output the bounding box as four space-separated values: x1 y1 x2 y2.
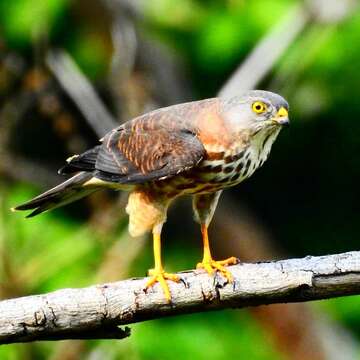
13 90 289 302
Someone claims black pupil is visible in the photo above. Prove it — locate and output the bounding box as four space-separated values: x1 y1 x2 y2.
256 104 262 110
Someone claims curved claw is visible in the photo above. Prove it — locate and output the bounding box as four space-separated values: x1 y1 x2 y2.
145 269 180 302
197 256 238 282
217 256 238 266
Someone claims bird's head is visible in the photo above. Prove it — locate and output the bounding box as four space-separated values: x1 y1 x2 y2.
223 90 290 135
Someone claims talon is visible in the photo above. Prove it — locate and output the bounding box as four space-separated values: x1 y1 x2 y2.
197 225 237 283
145 268 180 302
197 257 236 282
217 256 238 266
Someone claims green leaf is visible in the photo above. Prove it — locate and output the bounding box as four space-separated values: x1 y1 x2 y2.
0 0 68 47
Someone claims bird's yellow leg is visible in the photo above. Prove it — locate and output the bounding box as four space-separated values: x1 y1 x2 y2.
196 224 238 282
145 227 180 302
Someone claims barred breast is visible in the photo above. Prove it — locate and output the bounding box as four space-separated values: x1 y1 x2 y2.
151 147 254 197
151 127 281 198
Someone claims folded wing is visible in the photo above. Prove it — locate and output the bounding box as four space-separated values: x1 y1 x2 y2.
60 109 206 184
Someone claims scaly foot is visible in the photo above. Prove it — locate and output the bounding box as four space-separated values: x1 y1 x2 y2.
145 268 180 302
197 256 238 282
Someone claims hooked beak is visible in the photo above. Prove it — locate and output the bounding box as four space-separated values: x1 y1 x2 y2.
272 106 289 126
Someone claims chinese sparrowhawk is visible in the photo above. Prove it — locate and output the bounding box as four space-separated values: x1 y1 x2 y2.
13 90 289 302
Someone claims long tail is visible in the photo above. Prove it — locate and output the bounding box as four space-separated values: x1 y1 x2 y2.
12 172 97 218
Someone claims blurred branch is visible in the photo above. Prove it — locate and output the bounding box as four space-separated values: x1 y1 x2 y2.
106 0 145 19
219 0 355 98
219 4 309 97
1 251 360 344
109 13 137 86
46 50 118 137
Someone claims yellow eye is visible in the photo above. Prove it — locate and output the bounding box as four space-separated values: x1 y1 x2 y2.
252 101 267 114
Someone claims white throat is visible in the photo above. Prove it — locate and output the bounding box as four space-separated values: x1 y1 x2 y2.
251 127 281 164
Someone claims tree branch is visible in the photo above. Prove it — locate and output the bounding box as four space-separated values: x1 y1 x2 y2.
1 251 360 344
46 50 118 137
218 4 309 97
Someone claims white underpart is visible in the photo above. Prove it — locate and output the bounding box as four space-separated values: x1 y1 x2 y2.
201 127 281 186
250 127 281 172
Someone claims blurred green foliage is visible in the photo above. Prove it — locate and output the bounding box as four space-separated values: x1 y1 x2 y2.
0 0 68 47
2 185 102 292
144 0 292 94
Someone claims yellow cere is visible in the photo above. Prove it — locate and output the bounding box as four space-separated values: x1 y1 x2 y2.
252 101 267 114
277 106 288 118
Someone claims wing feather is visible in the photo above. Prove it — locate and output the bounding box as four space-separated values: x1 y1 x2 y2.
95 127 205 184
61 99 212 184
59 101 209 184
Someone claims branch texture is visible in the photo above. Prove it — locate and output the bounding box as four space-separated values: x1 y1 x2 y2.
1 251 360 344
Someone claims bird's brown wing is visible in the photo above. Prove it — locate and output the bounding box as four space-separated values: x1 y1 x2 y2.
60 108 206 184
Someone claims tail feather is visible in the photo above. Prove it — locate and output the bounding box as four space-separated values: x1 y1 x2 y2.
58 146 100 175
13 172 97 217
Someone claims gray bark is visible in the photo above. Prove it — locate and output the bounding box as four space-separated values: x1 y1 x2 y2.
1 251 360 344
